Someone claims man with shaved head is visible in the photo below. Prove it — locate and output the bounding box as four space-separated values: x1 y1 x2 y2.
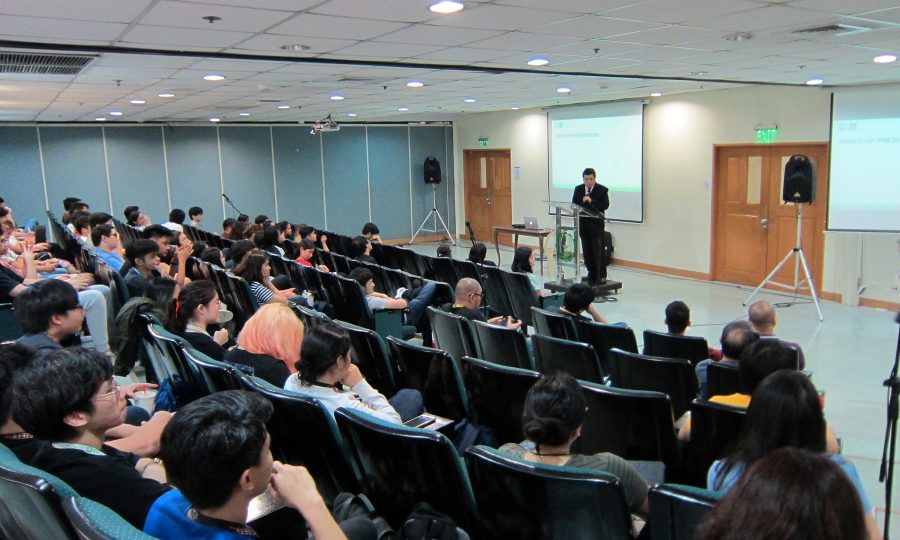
446 277 521 329
747 301 805 370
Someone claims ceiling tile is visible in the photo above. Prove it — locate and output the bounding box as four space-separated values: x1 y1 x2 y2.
138 1 296 33
185 0 322 11
0 15 127 42
329 41 446 59
413 47 514 62
121 25 253 48
467 31 583 51
527 15 664 39
376 24 505 46
603 0 763 25
268 13 409 40
496 0 645 15
0 0 152 22
426 4 578 31
309 0 441 23
686 5 833 33
229 33 359 55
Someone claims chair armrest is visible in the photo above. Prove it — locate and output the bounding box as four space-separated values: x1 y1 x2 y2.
539 292 565 310
373 308 408 340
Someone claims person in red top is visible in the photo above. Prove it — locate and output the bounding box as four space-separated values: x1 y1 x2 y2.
294 239 329 272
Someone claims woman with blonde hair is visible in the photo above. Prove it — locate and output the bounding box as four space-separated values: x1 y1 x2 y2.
223 304 303 387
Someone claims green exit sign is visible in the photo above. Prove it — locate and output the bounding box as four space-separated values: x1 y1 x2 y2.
756 128 779 144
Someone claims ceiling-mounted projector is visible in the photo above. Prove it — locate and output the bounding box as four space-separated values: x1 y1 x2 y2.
310 113 340 135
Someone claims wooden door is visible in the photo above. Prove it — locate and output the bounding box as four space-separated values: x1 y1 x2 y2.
712 143 828 290
464 149 512 245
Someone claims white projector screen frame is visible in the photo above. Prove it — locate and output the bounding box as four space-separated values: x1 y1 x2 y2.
546 101 645 223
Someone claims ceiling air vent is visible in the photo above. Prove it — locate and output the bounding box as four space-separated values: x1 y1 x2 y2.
0 52 96 75
793 23 872 35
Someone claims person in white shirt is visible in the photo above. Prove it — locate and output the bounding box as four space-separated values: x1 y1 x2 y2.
188 206 203 229
160 209 185 233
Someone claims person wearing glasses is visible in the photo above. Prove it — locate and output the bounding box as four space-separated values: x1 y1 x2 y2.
91 223 124 272
444 277 521 329
13 279 86 358
10 348 172 529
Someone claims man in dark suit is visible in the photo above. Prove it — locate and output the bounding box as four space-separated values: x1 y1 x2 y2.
571 167 610 284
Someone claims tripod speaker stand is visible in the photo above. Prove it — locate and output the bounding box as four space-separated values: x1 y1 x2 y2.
409 185 455 245
742 202 824 321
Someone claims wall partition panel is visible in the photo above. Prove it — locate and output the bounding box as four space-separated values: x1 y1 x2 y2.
219 127 277 222
367 126 412 240
162 126 223 224
443 126 456 229
105 127 169 223
409 126 452 239
40 127 111 215
0 127 46 224
271 126 325 226
322 127 368 234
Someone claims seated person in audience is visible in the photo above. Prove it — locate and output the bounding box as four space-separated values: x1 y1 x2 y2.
230 220 250 242
161 208 185 233
14 279 85 358
295 239 330 271
127 208 152 230
221 217 236 239
227 239 255 269
145 390 359 540
285 323 423 423
276 220 294 249
361 222 382 243
224 304 302 388
444 277 521 329
123 205 139 221
171 280 229 361
467 242 496 266
199 246 226 268
71 212 93 246
233 249 303 307
350 235 378 264
706 370 878 539
701 447 869 540
238 214 250 223
91 224 124 271
695 321 759 399
664 300 723 360
254 214 270 226
548 282 610 323
511 246 546 297
499 373 650 517
11 348 171 529
1 217 66 276
113 276 179 377
1 237 113 356
188 206 203 229
244 223 263 241
254 225 285 257
123 239 164 298
748 300 806 370
436 244 452 258
299 224 330 252
89 211 114 229
61 197 84 225
348 267 436 327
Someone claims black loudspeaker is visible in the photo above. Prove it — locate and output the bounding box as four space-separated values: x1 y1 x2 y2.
782 154 816 203
424 156 442 184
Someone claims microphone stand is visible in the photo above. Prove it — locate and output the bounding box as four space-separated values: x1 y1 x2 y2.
466 221 477 248
221 193 243 217
879 310 900 539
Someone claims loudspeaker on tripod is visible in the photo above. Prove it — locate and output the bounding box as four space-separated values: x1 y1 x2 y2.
783 154 816 203
424 156 442 184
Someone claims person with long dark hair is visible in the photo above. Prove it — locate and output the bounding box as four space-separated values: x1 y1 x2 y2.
467 242 496 266
284 323 423 423
700 447 867 540
170 280 228 361
511 246 545 297
232 249 297 307
499 372 649 517
707 369 879 539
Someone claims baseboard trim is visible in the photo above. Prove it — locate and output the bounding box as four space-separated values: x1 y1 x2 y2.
383 234 459 246
612 258 712 281
821 291 842 303
860 297 900 311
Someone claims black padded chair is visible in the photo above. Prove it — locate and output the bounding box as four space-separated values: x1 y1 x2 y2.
465 445 633 540
461 356 541 446
479 264 514 317
239 375 359 504
0 449 77 539
181 346 244 394
334 408 478 532
294 303 331 329
608 348 699 419
576 320 638 377
63 496 157 540
0 303 23 342
707 362 742 398
530 306 578 340
335 320 398 396
472 320 533 370
689 399 747 486
386 336 468 420
532 334 606 384
643 330 710 367
430 256 460 287
575 382 679 475
449 258 482 282
428 306 480 364
648 483 721 540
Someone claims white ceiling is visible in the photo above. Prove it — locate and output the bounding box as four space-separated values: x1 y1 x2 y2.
0 0 898 123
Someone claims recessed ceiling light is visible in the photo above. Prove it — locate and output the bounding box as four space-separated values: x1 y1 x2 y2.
806 77 824 86
158 93 175 98
398 107 409 112
238 112 250 116
429 1 463 14
556 86 571 94
510 106 520 110
130 100 146 105
277 105 290 109
406 80 424 88
874 54 897 64
203 74 225 81
330 94 345 101
347 113 358 117
650 92 662 97
690 71 707 76
210 117 221 123
463 97 477 103
280 44 310 52
724 32 753 42
527 57 549 66
109 111 123 116
95 117 106 121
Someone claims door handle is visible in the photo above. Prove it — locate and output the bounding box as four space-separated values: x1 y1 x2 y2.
760 218 768 231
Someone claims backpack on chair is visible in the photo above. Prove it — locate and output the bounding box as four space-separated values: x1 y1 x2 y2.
398 502 470 540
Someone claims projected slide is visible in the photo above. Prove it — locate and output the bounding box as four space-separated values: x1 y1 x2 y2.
548 102 644 222
829 90 900 232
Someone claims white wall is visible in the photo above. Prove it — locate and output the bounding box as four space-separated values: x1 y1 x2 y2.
453 84 900 305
